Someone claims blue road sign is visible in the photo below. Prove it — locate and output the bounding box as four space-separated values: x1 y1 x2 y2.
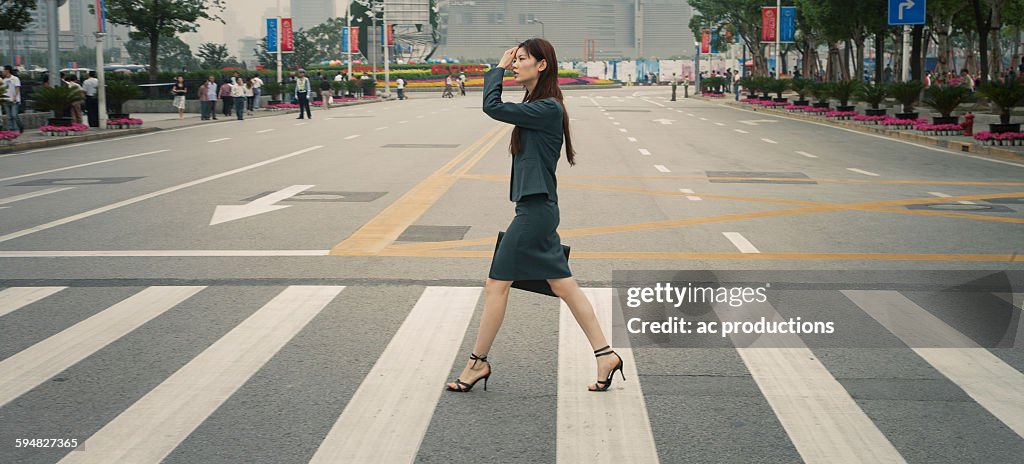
780 7 796 43
888 0 926 25
266 18 278 53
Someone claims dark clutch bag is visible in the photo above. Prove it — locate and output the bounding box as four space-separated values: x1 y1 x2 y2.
494 231 570 297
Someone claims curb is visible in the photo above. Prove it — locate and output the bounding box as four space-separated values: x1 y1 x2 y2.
695 96 1024 164
0 97 390 155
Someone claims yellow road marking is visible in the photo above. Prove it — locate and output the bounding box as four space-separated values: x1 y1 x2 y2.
375 249 1024 262
462 173 1024 188
328 125 510 255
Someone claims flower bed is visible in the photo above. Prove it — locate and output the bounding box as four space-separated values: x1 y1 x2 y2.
701 92 725 98
106 118 143 129
784 104 811 112
853 114 889 124
755 100 786 107
826 111 858 120
802 107 829 114
879 117 928 130
741 97 762 104
0 130 20 145
39 123 89 136
974 131 1024 146
914 123 964 136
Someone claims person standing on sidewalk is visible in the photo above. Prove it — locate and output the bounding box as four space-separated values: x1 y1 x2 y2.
294 69 313 119
459 72 467 96
231 77 246 120
251 75 263 110
2 66 23 133
442 73 454 98
319 77 332 109
82 71 100 127
396 77 406 100
219 78 233 117
171 75 188 119
445 39 624 394
198 75 218 120
244 78 255 116
65 75 85 124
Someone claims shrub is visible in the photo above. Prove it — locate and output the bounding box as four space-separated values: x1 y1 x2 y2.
855 83 888 109
977 77 1024 124
922 84 974 118
888 80 925 113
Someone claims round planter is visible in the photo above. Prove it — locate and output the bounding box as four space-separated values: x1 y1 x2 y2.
47 117 75 127
932 116 959 125
835 105 856 112
812 102 830 109
865 108 887 116
988 123 1022 134
793 100 810 106
773 98 788 103
895 112 918 120
108 113 130 120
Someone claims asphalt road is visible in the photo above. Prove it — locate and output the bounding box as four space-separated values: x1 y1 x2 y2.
1 86 1023 464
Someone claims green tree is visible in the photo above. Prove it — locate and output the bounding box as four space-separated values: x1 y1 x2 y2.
197 42 232 69
95 0 226 94
254 29 318 75
125 36 198 73
306 18 344 61
0 0 36 32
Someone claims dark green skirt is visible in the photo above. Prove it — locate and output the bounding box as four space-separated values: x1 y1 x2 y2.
489 194 572 281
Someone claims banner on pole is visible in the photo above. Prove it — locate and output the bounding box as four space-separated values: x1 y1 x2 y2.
761 7 777 42
779 7 796 43
266 18 278 53
700 30 710 54
382 24 394 46
95 0 106 33
351 26 360 53
342 27 349 53
281 18 294 53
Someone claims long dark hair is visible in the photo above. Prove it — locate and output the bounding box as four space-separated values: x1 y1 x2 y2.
509 38 576 166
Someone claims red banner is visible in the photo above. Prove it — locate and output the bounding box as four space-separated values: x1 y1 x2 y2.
281 18 294 52
761 7 777 42
351 26 360 52
385 24 394 46
700 30 711 54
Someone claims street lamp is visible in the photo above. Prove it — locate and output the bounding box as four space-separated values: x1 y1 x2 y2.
527 18 545 38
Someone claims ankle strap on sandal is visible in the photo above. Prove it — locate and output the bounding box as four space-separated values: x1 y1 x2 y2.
594 345 614 357
470 352 488 367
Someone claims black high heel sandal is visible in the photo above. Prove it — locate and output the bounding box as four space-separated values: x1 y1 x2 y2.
589 345 625 392
446 353 491 392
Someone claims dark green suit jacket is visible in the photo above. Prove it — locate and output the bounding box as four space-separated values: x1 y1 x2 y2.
482 67 564 203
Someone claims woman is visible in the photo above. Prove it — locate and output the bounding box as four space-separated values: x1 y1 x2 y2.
244 77 255 115
171 75 187 119
445 38 624 394
231 77 246 120
220 78 233 117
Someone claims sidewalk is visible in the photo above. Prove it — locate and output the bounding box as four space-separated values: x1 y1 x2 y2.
695 95 1024 163
0 97 390 154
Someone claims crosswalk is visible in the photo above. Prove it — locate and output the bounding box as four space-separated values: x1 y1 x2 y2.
0 283 1022 463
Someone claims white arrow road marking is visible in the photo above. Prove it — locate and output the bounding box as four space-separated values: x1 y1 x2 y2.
739 119 779 126
210 185 314 225
652 118 675 125
0 187 75 206
723 232 760 253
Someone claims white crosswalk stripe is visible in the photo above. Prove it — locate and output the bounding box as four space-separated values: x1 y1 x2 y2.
0 286 65 318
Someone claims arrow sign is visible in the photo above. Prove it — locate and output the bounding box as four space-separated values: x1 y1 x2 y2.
210 185 313 225
653 118 675 125
738 119 779 126
889 0 925 25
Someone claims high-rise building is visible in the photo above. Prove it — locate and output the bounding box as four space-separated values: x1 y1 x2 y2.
292 0 336 31
67 0 131 53
436 0 694 61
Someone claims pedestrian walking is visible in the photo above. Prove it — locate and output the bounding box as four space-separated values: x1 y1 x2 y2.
396 77 406 100
319 77 332 108
198 75 218 120
219 78 233 117
171 75 188 119
231 77 246 120
251 75 264 110
459 72 467 96
2 65 24 133
294 69 313 119
442 74 454 98
82 71 100 127
445 39 622 394
243 78 255 115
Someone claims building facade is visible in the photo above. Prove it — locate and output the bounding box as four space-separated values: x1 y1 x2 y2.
435 0 695 61
292 0 336 32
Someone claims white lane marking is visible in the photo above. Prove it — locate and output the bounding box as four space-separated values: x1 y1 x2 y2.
0 287 66 318
294 123 307 126
843 290 1024 439
679 188 702 201
687 113 694 117
739 119 779 126
796 151 818 158
0 125 204 158
345 134 361 140
612 122 621 125
256 129 275 133
714 122 726 126
0 146 323 244
375 126 389 131
642 98 665 107
0 150 170 183
699 117 708 121
719 102 1024 169
713 299 907 464
0 187 75 206
847 168 879 177
400 120 409 124
627 137 638 142
607 116 615 120
210 185 314 225
638 148 651 156
310 287 482 463
58 286 344 464
722 232 760 253
207 137 231 143
557 288 659 463
761 138 778 144
928 192 976 205
0 250 330 257
654 165 671 173
416 115 424 118
0 286 205 408
619 128 628 133
734 129 749 134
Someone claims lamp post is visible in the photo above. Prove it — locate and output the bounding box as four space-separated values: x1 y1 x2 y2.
527 19 544 38
346 1 352 79
694 41 701 97
276 0 282 85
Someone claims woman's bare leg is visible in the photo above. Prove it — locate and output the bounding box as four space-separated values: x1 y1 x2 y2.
548 276 620 390
446 278 511 389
